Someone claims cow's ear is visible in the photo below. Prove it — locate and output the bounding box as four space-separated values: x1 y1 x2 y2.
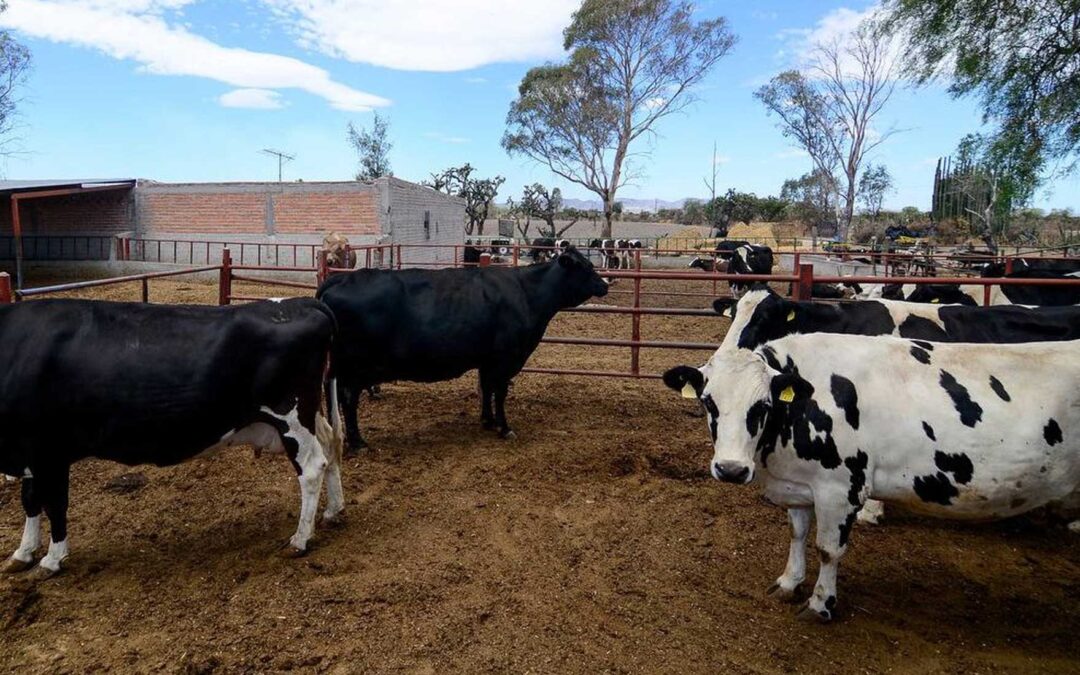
769 373 812 406
713 298 737 318
662 365 705 399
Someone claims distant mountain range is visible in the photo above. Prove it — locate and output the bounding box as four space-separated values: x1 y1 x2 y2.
559 197 695 213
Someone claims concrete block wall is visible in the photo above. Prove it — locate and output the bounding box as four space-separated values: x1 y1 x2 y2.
378 176 466 267
0 191 133 235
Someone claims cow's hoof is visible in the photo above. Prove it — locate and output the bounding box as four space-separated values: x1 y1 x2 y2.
344 442 368 458
796 602 832 623
322 511 346 528
767 583 801 603
2 557 34 574
1067 520 1080 534
500 429 517 441
27 565 59 581
278 544 308 559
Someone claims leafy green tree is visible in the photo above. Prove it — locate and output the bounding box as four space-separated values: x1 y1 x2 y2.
781 171 836 232
0 2 29 154
426 164 505 236
347 112 392 181
755 195 789 222
881 0 1080 198
858 164 894 220
681 199 706 225
503 0 736 238
520 184 579 237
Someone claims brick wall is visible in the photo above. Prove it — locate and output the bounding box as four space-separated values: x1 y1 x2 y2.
135 181 380 237
0 190 132 235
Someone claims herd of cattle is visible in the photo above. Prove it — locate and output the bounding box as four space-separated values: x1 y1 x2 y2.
0 241 1077 628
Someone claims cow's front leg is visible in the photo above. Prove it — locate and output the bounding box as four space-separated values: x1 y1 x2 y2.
479 370 495 430
316 409 345 527
798 497 859 622
338 381 367 455
4 477 42 573
280 409 328 557
768 507 810 602
493 380 515 440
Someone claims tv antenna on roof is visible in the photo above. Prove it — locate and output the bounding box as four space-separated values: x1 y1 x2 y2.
261 148 295 182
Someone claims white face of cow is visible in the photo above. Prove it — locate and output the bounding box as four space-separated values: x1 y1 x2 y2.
697 348 776 485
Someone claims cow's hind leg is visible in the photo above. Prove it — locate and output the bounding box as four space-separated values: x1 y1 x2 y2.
319 382 345 526
338 381 368 455
479 369 496 430
768 507 810 602
32 466 71 578
797 497 859 622
4 476 43 573
276 407 328 556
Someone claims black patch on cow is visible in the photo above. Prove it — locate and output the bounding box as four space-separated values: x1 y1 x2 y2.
830 375 860 430
939 370 983 427
1044 419 1063 446
825 595 837 612
912 340 934 351
838 510 858 547
934 451 974 485
759 345 783 372
988 375 1011 402
922 421 936 441
843 450 868 506
791 399 842 469
910 345 931 365
1010 497 1027 510
746 400 770 437
897 315 949 341
913 472 959 505
701 394 720 441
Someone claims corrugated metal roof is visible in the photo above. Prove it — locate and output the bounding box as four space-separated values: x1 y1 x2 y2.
0 178 136 194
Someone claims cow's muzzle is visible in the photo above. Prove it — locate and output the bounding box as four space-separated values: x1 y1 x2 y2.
712 461 752 485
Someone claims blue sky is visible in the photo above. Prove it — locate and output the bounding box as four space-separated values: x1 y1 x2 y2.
2 0 1078 211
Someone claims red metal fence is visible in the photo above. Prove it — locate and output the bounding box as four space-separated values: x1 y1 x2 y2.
4 242 1080 380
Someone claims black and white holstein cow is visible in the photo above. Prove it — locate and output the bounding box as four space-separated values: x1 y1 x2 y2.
318 247 609 452
668 332 1080 621
671 286 1080 524
529 237 571 263
0 298 343 577
902 269 1080 306
588 239 643 270
726 244 774 298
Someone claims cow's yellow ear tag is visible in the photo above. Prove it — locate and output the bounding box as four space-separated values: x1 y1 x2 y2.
931 298 940 304
779 386 795 403
787 310 796 322
681 382 698 399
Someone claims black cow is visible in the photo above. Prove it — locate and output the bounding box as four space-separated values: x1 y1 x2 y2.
904 269 1080 306
530 238 571 263
0 299 342 577
317 247 609 451
981 258 1080 277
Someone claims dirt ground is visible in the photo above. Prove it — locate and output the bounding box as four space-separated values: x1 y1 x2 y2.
0 273 1078 674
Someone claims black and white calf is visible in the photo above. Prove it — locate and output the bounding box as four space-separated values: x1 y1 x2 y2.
666 333 1080 621
0 298 343 577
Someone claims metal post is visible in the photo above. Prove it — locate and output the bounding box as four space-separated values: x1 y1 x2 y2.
10 196 22 289
0 272 12 303
631 250 642 376
396 244 403 270
512 244 519 268
140 278 149 303
1005 258 1014 275
983 284 992 307
479 252 492 267
219 248 232 306
795 263 814 301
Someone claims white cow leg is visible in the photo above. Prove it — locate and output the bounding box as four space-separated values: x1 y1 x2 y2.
798 498 858 622
279 408 328 556
857 499 886 526
37 537 69 574
5 515 41 572
768 507 810 602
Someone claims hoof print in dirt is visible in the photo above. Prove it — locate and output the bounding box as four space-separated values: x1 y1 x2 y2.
796 602 832 623
103 471 149 494
1 558 35 574
26 566 60 582
767 583 802 604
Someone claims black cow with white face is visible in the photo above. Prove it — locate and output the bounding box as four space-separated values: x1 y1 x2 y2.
0 298 343 577
666 332 1080 621
318 247 609 451
727 245 774 297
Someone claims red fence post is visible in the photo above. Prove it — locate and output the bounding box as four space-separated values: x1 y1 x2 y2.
795 263 814 301
317 249 329 286
140 278 149 303
631 250 642 376
512 244 519 268
396 244 403 270
0 272 12 303
219 248 232 306
479 253 492 267
1005 257 1014 274
983 284 992 306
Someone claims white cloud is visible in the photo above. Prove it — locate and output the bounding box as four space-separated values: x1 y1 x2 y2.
777 4 901 77
424 132 470 144
219 87 285 109
774 149 810 160
644 97 667 110
2 0 390 111
261 0 580 71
